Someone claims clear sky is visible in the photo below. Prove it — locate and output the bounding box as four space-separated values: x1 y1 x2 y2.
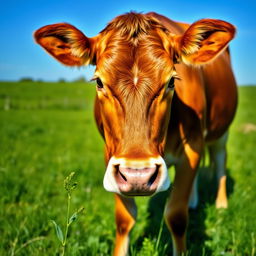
1 0 255 85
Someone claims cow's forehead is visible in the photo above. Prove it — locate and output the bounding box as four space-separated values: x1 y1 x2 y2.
95 31 175 94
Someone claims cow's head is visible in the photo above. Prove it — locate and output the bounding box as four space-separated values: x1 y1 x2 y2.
34 12 235 196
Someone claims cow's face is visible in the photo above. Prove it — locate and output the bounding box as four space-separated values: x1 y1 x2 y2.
34 13 235 196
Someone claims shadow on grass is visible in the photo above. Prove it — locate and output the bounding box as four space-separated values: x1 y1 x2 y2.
140 167 235 255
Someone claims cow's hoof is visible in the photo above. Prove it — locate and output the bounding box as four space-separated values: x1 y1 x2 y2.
215 199 228 209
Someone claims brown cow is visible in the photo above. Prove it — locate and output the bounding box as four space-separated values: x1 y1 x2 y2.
34 12 237 255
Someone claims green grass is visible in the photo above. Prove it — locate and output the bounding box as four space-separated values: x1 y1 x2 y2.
0 81 256 255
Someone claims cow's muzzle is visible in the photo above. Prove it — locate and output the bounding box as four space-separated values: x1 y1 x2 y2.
103 156 170 196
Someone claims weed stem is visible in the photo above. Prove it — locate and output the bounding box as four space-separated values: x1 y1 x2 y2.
62 193 71 256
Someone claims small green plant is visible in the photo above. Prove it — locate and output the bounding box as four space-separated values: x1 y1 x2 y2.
51 172 84 256
132 217 168 256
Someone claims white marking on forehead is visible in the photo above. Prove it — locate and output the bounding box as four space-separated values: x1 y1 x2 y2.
132 64 139 86
134 76 138 85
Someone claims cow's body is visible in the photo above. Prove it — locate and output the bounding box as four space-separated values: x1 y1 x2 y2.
35 12 237 256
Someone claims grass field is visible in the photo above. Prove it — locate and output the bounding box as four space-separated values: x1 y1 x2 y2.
0 81 256 256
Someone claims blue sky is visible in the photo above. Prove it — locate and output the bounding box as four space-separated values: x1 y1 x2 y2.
0 0 255 85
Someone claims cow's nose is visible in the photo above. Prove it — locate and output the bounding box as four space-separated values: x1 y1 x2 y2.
103 156 170 196
115 165 160 196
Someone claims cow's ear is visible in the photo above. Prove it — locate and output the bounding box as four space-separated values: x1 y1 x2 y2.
174 19 236 65
34 23 97 66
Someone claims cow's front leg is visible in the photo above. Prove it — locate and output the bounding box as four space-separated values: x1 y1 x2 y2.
164 142 202 256
114 194 137 256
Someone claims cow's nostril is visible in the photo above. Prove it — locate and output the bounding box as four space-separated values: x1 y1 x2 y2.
119 171 127 181
147 165 159 186
115 165 127 182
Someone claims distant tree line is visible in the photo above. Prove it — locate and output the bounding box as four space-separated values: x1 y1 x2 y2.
19 77 35 82
19 76 88 83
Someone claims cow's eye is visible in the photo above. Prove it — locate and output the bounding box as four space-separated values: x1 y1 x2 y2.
167 77 175 90
96 78 104 89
